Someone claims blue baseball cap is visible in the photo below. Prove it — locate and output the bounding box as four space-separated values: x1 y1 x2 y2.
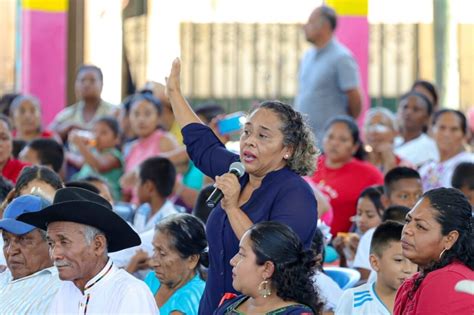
0 195 51 235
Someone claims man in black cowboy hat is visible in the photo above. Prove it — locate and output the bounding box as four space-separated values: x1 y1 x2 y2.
17 187 158 314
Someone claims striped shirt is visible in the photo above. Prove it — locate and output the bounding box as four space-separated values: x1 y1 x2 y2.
335 282 391 315
0 266 61 314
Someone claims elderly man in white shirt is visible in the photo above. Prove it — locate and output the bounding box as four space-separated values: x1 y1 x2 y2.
18 187 158 314
0 195 61 314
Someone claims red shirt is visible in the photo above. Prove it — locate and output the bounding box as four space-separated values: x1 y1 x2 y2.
311 156 384 236
1 158 30 184
394 261 474 315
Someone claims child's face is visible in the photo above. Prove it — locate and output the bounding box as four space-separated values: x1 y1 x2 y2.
93 122 118 150
356 196 382 234
130 100 160 138
137 177 151 204
388 178 423 208
371 241 418 291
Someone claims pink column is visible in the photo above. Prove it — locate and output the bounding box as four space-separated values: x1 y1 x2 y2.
20 0 68 127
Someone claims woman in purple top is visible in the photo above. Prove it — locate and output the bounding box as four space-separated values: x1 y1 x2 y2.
166 58 319 314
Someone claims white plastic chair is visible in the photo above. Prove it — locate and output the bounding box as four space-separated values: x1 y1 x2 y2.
324 266 361 290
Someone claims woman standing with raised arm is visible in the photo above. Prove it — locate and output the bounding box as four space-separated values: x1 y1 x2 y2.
166 58 319 314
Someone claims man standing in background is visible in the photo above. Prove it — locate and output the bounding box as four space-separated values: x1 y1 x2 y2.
295 5 362 146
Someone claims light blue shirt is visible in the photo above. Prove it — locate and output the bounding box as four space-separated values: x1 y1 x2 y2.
133 200 180 233
295 38 360 145
145 272 205 315
0 266 61 314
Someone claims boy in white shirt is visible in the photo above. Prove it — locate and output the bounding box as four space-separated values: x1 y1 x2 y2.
353 167 423 281
336 221 417 314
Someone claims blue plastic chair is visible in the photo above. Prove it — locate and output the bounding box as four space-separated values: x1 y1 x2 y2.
324 266 361 290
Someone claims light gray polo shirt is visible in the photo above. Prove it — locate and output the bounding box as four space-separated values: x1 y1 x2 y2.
295 38 360 146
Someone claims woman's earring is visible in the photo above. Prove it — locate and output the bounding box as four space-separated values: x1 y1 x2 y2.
258 279 272 298
439 248 447 260
284 154 289 159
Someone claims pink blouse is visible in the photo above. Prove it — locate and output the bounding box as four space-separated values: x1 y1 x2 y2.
125 129 165 172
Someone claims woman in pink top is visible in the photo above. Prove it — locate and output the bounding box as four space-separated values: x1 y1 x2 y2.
121 93 178 203
394 188 474 315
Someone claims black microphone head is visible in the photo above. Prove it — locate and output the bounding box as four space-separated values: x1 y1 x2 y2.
229 162 245 178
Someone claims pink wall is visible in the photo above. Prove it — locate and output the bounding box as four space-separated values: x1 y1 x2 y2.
21 10 67 127
335 16 369 125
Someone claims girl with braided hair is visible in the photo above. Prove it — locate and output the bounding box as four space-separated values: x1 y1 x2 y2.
214 221 323 314
395 187 474 314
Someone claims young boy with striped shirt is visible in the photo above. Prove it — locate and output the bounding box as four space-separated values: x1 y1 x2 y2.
335 221 417 314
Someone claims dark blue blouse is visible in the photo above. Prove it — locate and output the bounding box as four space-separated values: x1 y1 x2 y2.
182 123 318 315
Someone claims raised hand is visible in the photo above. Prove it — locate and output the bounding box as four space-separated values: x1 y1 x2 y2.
165 58 182 97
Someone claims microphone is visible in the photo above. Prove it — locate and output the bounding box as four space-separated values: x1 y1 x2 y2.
206 162 246 208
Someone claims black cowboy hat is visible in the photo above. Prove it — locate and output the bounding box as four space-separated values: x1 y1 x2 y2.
17 187 141 252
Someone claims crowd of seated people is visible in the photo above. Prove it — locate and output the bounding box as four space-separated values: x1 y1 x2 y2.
0 43 473 314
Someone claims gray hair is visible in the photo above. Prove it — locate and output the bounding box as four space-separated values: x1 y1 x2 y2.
37 228 47 241
82 224 108 256
363 107 398 132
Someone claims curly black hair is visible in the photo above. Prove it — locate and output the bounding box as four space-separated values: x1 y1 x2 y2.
410 188 473 297
256 101 319 176
249 221 323 314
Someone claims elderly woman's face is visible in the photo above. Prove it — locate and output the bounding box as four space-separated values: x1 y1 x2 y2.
12 99 41 134
0 121 12 165
239 108 289 177
401 198 446 268
432 112 466 155
151 231 197 288
229 231 266 296
47 222 102 284
365 113 396 151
